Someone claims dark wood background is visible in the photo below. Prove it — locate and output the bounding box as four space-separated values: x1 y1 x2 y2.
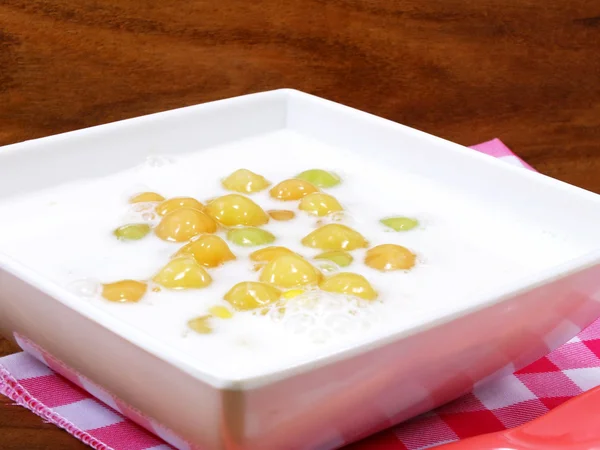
1 0 599 448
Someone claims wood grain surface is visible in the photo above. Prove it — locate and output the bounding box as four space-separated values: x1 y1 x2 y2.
1 0 599 448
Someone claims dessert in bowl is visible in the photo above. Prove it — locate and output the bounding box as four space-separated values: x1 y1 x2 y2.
0 89 599 449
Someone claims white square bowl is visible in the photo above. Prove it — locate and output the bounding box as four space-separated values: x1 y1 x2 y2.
1 89 600 450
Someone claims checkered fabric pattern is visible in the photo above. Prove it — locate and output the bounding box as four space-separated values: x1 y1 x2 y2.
2 139 598 450
355 320 600 449
2 334 189 450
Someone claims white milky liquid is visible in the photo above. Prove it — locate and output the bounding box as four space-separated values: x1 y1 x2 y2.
0 130 584 380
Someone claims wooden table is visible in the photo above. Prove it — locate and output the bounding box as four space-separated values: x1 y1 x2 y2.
1 1 599 448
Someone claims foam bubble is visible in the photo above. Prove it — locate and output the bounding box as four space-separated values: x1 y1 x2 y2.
144 155 174 168
329 211 348 223
324 312 357 334
273 291 378 344
284 313 316 334
314 260 340 274
122 202 160 226
315 211 355 227
68 278 101 298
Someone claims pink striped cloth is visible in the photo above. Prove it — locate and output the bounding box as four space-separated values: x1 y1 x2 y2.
2 138 597 450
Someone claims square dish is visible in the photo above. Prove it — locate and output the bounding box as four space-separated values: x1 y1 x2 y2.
1 89 600 449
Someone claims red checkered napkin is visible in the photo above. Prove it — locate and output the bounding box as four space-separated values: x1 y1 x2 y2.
2 139 598 450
